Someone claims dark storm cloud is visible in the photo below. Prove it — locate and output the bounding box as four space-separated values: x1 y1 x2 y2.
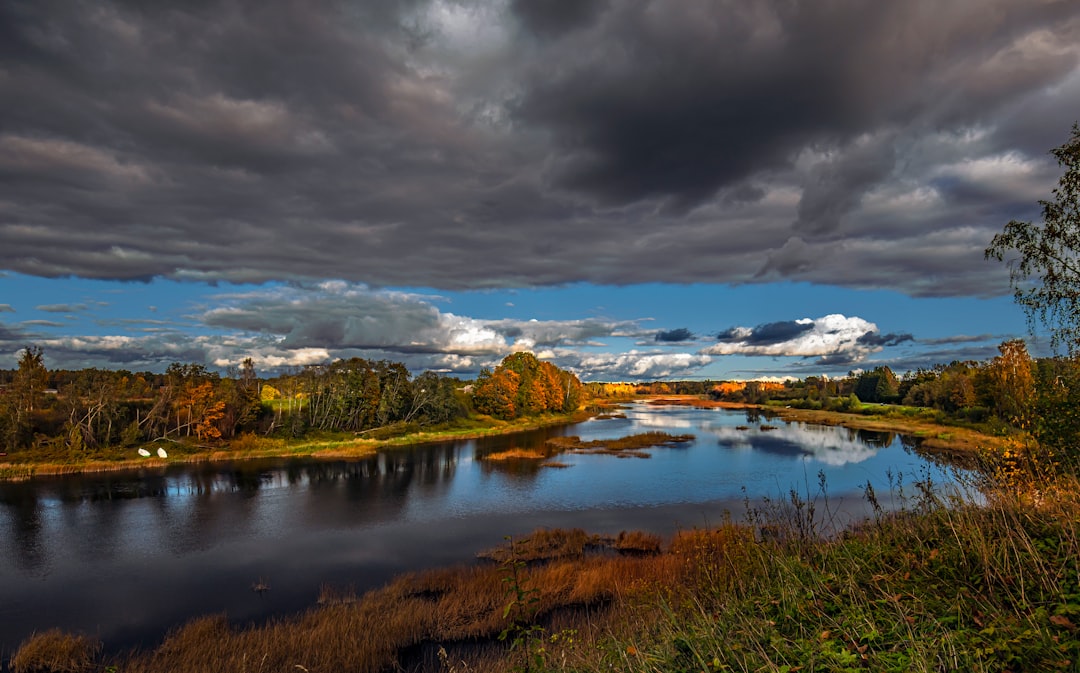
773 341 1011 377
513 1 1079 206
816 351 862 367
717 320 814 346
920 333 999 346
857 332 915 348
655 328 694 343
858 344 1009 376
794 135 898 234
0 321 32 344
510 0 609 37
0 1 1078 297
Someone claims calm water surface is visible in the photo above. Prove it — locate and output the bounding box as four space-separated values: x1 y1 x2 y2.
0 404 958 658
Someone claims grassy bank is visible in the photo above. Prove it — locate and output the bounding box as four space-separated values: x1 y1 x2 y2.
15 468 1080 673
1 397 1019 482
646 396 1024 459
0 410 595 482
482 432 696 462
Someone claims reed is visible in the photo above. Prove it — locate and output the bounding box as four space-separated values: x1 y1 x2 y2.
478 528 600 563
10 629 101 673
482 448 550 461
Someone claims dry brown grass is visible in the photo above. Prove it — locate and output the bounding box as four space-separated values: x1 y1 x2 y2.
545 432 694 458
96 524 745 673
482 448 549 461
478 528 600 563
10 629 101 673
55 472 1080 673
614 530 663 554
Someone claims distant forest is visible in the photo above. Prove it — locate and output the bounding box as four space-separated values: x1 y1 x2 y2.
2 340 1078 459
596 340 1080 458
0 349 581 454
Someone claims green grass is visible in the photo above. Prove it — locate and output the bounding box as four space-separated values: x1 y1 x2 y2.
602 469 1080 673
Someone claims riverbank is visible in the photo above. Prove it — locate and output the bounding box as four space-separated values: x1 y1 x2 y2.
6 396 1070 671
1 397 1019 482
645 395 1023 459
14 473 1079 673
0 409 597 482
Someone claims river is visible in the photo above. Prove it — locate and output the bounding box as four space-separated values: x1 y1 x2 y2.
0 403 960 660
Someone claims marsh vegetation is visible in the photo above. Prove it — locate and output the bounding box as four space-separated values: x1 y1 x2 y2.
13 461 1080 673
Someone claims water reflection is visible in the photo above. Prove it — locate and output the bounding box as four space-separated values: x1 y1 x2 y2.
715 423 892 466
0 405 959 659
4 493 45 573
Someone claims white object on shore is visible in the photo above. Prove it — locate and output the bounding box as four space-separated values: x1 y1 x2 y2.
138 448 151 457
157 447 168 458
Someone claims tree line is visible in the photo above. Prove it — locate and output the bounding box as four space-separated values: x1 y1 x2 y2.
711 339 1080 458
0 350 588 454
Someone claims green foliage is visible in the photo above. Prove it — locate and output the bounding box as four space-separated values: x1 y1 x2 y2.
271 358 468 435
1031 357 1080 460
854 366 899 403
987 122 1080 355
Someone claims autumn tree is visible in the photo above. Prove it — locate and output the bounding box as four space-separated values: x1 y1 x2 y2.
472 353 583 419
153 363 223 440
172 381 226 441
984 340 1035 427
473 367 520 420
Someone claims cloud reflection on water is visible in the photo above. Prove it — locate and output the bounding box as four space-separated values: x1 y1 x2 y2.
714 424 886 466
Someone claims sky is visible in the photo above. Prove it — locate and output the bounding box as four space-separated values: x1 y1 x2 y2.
1 0 1079 382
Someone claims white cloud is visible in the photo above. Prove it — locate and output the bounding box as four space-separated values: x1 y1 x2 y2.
703 314 880 362
573 351 712 380
201 283 643 368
